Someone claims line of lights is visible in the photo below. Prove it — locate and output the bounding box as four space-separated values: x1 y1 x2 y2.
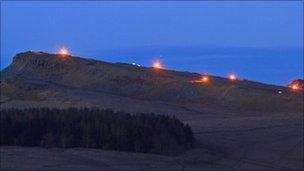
55 48 301 92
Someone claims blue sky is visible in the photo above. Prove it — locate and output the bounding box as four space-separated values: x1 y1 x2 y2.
1 1 303 85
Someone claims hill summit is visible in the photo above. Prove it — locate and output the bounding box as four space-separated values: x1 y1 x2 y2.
1 51 302 114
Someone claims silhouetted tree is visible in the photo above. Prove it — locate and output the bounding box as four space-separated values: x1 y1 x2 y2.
0 108 195 154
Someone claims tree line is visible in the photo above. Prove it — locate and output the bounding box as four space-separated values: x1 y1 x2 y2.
0 108 194 154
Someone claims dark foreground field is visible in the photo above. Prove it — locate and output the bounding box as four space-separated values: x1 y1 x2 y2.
1 112 302 171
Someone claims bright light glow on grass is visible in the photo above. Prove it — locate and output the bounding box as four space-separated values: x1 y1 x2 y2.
190 75 210 84
229 74 237 81
152 60 163 69
202 75 209 83
58 48 70 56
291 84 299 90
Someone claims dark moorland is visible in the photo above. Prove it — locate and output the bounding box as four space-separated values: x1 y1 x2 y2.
1 51 303 170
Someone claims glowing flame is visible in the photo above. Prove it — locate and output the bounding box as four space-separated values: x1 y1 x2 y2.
229 74 237 81
191 75 209 84
201 75 209 83
291 84 299 90
58 48 70 56
153 61 163 69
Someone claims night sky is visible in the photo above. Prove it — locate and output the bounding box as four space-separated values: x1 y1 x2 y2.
1 1 303 85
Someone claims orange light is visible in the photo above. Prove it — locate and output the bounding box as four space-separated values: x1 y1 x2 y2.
202 76 209 83
229 74 237 81
291 84 299 90
152 61 163 69
58 48 70 56
190 75 209 84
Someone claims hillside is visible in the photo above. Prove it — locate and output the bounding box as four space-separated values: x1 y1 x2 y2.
1 51 302 114
1 51 303 170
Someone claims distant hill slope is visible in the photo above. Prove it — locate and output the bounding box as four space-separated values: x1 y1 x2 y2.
1 51 303 114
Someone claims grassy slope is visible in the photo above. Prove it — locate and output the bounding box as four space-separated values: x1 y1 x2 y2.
1 51 303 170
1 51 303 114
